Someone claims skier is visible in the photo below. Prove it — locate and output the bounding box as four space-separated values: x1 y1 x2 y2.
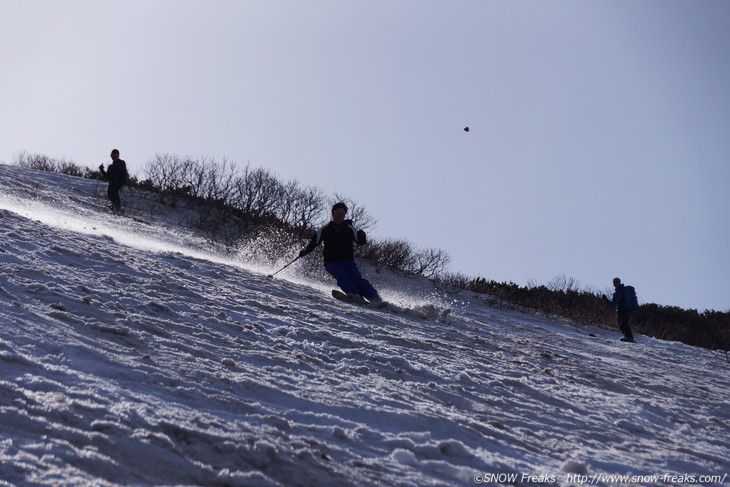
603 277 636 342
98 149 128 212
299 202 382 304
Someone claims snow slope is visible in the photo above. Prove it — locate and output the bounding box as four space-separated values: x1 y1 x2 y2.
1 164 728 487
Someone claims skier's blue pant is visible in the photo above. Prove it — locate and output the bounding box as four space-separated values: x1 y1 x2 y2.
325 261 380 301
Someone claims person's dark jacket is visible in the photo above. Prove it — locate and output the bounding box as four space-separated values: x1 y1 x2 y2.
604 284 632 312
100 160 128 188
300 220 366 264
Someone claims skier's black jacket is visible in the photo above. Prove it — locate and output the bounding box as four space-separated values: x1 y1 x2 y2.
300 220 366 265
100 159 128 189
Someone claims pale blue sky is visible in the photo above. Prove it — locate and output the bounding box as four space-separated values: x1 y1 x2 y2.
2 1 728 311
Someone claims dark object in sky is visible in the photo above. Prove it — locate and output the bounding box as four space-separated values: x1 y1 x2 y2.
463 127 469 132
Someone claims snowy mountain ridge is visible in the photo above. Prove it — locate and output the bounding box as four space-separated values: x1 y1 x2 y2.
0 164 728 487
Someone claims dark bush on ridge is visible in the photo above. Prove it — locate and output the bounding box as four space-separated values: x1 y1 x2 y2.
438 273 730 351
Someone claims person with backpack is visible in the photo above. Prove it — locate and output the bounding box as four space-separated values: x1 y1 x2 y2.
603 277 638 342
298 202 382 304
98 149 129 212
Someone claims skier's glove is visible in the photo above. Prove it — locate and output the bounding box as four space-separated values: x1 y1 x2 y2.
357 230 367 245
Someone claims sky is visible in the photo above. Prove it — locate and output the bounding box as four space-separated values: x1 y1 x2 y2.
1 0 728 312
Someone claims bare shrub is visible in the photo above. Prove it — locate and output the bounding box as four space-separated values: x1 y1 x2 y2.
361 237 451 277
411 247 452 278
206 158 238 203
230 164 284 221
362 238 416 272
13 151 88 178
277 180 326 236
57 160 86 177
546 274 581 292
14 151 57 171
144 154 193 205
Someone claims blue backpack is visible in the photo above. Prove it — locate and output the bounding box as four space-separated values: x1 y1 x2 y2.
625 285 639 311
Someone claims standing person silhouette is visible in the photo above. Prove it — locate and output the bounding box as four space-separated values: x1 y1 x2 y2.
603 277 637 342
98 149 128 212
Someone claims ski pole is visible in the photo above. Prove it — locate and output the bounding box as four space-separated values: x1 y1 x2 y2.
268 256 300 278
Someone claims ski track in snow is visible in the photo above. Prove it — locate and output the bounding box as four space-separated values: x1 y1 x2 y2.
1 164 729 487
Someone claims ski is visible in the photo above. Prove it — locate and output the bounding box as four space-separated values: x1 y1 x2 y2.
331 290 389 309
332 289 368 305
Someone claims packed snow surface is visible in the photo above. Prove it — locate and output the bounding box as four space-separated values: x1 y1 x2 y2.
1 164 728 487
